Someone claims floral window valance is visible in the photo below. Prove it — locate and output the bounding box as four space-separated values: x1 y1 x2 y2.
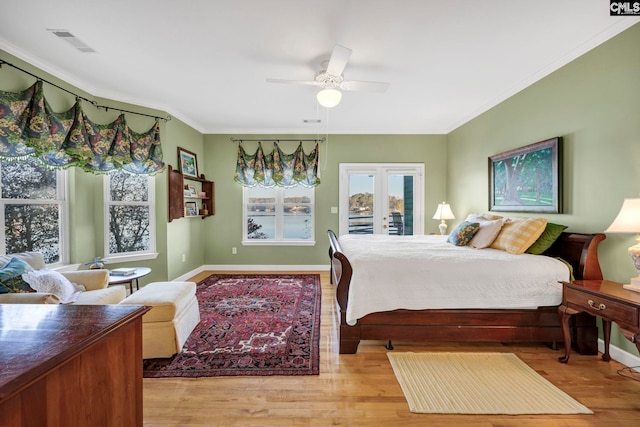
234 142 320 188
0 81 164 175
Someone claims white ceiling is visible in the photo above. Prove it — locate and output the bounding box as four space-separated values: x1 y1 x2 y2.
0 1 638 134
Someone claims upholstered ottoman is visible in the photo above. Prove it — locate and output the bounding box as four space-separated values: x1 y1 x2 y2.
120 281 200 359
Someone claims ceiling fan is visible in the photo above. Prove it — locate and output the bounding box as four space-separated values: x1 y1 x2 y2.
266 45 390 108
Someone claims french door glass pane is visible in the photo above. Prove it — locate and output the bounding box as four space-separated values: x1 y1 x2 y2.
348 175 374 234
387 174 414 236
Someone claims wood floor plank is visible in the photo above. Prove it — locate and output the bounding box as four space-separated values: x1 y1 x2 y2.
143 271 640 426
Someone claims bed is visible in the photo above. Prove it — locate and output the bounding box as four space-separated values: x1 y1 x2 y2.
328 229 606 354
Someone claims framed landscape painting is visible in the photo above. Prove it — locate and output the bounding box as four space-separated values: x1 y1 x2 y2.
178 147 199 179
489 137 563 213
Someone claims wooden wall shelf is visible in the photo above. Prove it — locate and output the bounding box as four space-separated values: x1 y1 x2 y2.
168 165 215 222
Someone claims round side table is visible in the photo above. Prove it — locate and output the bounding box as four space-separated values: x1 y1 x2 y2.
107 267 151 294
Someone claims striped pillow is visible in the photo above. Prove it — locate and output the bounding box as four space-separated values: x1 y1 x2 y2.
490 217 548 254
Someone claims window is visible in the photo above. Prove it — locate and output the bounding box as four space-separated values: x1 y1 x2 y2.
104 171 156 260
0 158 68 264
243 185 315 245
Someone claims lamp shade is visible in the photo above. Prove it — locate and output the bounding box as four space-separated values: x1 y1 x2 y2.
316 88 342 108
432 202 455 220
605 198 640 233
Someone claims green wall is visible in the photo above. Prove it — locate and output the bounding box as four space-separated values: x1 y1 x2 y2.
163 120 206 280
447 23 640 355
0 50 205 284
201 134 447 265
4 22 640 355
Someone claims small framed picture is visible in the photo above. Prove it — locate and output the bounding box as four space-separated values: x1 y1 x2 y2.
178 147 199 179
187 185 197 197
185 201 198 216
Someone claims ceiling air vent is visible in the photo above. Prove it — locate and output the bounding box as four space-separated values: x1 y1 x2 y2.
47 29 96 53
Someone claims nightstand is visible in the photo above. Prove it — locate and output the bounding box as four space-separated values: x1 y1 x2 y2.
558 279 640 363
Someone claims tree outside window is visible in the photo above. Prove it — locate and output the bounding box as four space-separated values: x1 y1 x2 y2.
105 171 155 256
0 158 66 264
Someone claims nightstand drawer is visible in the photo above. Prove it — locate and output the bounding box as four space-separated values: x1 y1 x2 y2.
565 287 639 327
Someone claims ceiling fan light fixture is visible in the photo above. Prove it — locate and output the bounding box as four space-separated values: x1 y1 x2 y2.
316 88 342 108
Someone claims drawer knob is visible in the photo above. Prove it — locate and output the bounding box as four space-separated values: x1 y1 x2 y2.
588 299 606 311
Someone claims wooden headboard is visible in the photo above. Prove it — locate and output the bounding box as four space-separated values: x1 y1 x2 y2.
541 232 606 280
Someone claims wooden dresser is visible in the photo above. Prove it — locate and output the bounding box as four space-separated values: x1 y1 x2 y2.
0 303 149 427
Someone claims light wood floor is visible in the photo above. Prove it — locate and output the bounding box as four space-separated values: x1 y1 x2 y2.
143 271 640 426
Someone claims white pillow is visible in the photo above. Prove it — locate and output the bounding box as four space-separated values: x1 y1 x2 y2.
466 214 505 249
22 269 85 304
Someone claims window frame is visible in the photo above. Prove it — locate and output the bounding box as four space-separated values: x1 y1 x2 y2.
338 163 425 236
103 171 158 262
0 161 69 267
242 185 316 246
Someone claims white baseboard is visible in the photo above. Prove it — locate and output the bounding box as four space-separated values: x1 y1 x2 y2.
173 264 330 282
598 338 640 371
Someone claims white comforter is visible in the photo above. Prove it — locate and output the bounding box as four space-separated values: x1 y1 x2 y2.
338 234 570 326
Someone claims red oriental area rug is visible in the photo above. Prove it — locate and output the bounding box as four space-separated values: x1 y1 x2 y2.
142 274 321 377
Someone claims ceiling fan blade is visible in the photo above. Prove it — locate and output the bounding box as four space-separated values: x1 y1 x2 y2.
266 78 317 86
340 80 390 93
326 45 352 76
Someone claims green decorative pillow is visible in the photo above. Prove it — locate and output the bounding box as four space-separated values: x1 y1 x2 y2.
0 257 35 293
447 221 480 246
526 223 568 255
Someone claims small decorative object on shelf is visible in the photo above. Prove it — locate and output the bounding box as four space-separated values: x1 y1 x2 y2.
85 257 107 269
185 201 198 216
201 203 209 216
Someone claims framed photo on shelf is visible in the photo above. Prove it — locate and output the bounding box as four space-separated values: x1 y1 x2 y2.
185 201 198 216
488 137 562 213
187 185 197 197
178 147 199 179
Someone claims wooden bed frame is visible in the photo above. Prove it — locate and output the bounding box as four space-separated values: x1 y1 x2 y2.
328 230 606 354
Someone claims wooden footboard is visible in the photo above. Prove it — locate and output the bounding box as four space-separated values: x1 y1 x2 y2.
327 230 606 354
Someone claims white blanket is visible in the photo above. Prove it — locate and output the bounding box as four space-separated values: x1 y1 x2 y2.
338 234 570 326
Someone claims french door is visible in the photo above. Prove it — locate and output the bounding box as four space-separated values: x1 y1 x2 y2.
338 163 424 236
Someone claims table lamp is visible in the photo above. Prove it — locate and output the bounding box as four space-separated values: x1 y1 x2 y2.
604 198 640 289
432 202 455 235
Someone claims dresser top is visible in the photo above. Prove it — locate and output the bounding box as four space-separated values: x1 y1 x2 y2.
0 304 148 400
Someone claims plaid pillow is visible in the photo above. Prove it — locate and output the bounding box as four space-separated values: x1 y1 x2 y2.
490 217 548 254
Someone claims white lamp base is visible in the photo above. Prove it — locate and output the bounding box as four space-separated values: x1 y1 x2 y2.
628 245 640 288
438 221 448 235
623 282 640 293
